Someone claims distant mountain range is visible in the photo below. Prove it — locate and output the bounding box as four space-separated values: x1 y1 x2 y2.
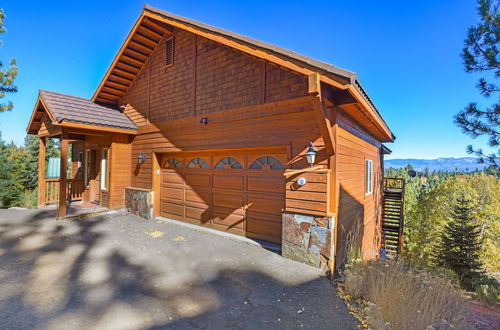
385 157 490 172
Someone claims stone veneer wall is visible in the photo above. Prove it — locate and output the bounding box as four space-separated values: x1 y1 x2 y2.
125 187 154 220
282 212 335 272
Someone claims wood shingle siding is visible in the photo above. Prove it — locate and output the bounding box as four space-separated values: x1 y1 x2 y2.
120 29 309 125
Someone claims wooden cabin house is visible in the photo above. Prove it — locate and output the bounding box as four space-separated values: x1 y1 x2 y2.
27 5 395 272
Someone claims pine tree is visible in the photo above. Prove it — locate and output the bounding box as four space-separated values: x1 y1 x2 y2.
15 135 59 191
455 0 499 166
0 134 20 207
0 9 18 112
434 199 484 289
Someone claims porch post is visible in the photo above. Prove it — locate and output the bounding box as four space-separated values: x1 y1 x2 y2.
58 134 68 217
37 137 46 207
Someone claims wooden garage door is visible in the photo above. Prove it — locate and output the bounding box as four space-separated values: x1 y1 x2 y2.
160 150 286 244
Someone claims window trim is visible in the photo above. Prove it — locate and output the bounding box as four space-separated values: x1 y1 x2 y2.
365 159 373 195
84 149 90 186
77 152 83 174
101 148 109 191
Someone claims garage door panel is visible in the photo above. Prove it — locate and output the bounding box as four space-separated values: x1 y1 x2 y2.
212 192 245 209
247 211 282 224
185 188 210 204
161 201 184 217
247 193 284 214
161 187 183 202
185 173 210 187
247 175 284 193
186 205 211 222
246 219 282 244
162 171 184 185
213 174 244 190
213 207 245 229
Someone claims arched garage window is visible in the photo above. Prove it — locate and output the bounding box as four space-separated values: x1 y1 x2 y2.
214 157 243 169
164 158 182 169
187 157 209 169
249 156 285 170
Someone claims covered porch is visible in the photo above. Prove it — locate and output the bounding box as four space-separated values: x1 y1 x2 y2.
26 90 137 217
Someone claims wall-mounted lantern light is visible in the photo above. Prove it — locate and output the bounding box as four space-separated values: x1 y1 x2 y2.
137 152 147 165
305 142 317 167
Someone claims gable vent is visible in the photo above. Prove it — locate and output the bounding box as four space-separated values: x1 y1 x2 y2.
166 37 174 67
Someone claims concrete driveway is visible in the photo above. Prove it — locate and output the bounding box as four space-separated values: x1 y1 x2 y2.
0 209 357 330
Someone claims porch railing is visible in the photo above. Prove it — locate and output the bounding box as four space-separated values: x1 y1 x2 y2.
384 177 405 191
45 179 84 204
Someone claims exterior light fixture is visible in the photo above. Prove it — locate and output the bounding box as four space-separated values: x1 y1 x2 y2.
305 142 317 167
137 152 147 165
297 177 307 186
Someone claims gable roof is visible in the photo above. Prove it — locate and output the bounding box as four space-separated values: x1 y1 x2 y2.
26 90 137 134
92 5 394 142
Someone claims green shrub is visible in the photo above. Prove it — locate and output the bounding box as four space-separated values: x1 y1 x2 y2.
18 190 37 209
473 275 500 306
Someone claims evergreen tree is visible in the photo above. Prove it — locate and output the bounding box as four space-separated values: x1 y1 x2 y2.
434 199 484 289
15 135 59 191
0 9 18 112
0 134 20 207
455 0 499 166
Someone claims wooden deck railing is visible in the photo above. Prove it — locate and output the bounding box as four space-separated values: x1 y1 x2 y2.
384 177 405 191
44 179 84 204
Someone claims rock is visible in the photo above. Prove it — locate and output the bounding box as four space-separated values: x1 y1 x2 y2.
309 226 332 258
282 241 320 268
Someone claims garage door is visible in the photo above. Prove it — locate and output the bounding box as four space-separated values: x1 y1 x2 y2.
160 150 286 244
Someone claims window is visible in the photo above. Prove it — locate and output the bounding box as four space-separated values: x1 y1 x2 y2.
85 149 91 186
165 37 174 67
101 148 109 190
187 157 209 169
164 157 182 169
249 156 285 170
77 152 83 174
365 159 373 195
214 157 243 169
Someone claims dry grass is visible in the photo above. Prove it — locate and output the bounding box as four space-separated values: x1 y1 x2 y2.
344 259 467 329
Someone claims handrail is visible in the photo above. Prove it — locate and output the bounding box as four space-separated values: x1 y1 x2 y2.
384 177 405 191
383 177 406 255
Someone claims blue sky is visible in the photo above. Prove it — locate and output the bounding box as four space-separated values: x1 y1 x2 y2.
0 0 492 159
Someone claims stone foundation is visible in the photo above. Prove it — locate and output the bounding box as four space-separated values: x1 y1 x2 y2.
282 212 335 271
125 187 154 220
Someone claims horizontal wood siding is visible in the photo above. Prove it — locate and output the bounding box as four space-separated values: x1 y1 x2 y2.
130 97 327 191
110 134 131 208
335 109 383 269
285 172 329 216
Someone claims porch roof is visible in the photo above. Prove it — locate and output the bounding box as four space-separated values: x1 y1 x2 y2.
27 90 137 135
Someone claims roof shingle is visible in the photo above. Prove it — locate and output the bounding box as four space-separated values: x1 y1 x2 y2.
40 90 137 130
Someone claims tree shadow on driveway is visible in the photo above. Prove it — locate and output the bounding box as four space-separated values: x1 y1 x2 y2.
0 209 357 329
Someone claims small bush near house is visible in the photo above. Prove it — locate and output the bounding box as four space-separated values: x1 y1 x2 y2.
343 259 466 329
18 190 37 209
473 275 500 307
